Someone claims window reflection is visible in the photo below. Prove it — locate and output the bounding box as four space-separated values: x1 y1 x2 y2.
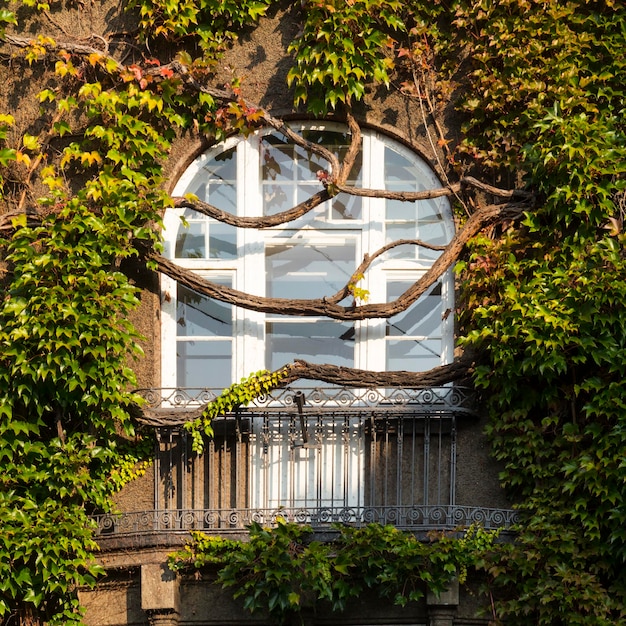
266 321 355 371
261 130 362 220
266 241 355 300
176 281 232 390
385 281 443 370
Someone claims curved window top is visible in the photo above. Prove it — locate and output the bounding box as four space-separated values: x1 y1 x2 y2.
162 124 455 390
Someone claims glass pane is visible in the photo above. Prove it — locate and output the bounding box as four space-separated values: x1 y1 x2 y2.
332 194 361 220
266 321 354 370
177 340 232 389
174 219 237 260
262 130 363 220
205 146 237 180
262 136 295 181
187 147 236 206
209 221 237 259
385 147 415 182
300 129 363 183
175 221 205 259
296 185 327 221
418 197 447 223
266 242 355 299
386 282 442 338
296 183 321 201
386 197 417 222
177 284 232 337
263 182 292 215
386 338 442 371
418 220 449 246
303 128 346 146
385 222 417 259
296 146 327 180
207 182 236 212
190 181 207 201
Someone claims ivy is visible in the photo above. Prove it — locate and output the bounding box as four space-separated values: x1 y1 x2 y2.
0 115 17 198
168 521 498 624
288 0 405 114
127 0 273 60
455 2 626 622
185 369 288 452
0 185 153 623
453 0 626 169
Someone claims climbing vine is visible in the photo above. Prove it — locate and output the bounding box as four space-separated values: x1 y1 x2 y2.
0 0 625 625
168 521 498 624
185 369 288 452
452 2 626 624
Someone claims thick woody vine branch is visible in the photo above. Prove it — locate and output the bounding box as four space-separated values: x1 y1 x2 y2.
338 110 361 184
155 199 531 320
173 176 531 230
134 356 475 426
173 189 331 228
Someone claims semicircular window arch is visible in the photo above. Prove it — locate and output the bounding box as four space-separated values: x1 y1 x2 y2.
161 123 455 391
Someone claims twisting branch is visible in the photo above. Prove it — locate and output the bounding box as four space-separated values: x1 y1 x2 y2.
133 355 475 426
329 237 447 305
170 184 456 229
155 199 530 320
282 356 473 387
334 176 533 200
172 175 532 230
173 189 331 229
337 110 362 185
334 182 460 200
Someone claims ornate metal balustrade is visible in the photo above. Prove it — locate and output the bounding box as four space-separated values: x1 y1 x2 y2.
137 385 475 410
135 385 476 426
93 386 517 545
92 505 519 538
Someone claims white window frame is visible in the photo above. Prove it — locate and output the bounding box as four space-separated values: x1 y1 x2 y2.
161 124 455 390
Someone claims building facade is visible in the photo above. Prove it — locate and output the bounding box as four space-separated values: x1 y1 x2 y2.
76 4 516 625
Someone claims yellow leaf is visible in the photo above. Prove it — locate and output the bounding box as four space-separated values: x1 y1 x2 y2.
22 134 39 151
16 151 31 167
80 151 102 166
11 214 27 228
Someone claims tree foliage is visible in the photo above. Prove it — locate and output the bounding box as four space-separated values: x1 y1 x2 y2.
168 521 497 624
452 2 626 623
0 0 625 625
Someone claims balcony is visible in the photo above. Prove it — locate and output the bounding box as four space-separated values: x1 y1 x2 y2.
92 387 518 547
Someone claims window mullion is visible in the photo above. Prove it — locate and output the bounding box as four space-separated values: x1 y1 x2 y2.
360 133 386 371
238 135 265 379
160 273 178 390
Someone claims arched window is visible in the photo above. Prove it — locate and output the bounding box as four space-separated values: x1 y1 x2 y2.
161 124 455 391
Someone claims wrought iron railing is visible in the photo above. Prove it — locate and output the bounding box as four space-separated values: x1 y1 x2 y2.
93 386 518 545
136 385 476 416
92 505 518 538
